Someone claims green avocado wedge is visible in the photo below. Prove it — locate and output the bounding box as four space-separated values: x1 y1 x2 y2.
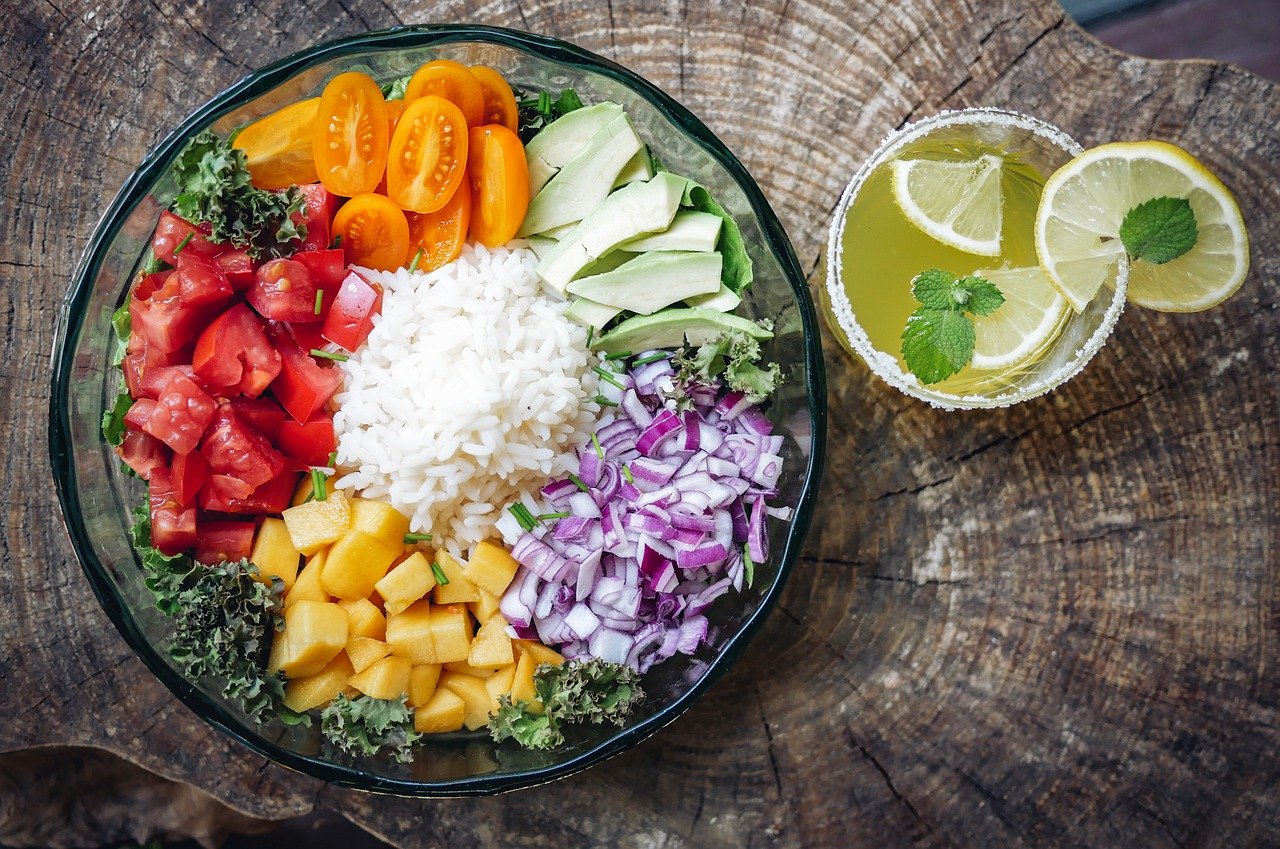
591 308 772 354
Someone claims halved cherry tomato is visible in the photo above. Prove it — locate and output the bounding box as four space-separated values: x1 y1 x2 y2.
332 193 409 271
294 183 338 251
193 304 282 398
117 429 169 481
468 66 518 132
145 371 216 455
313 72 389 197
386 99 406 136
201 403 286 489
292 248 347 294
278 413 337 467
130 271 220 354
172 449 209 508
467 124 530 247
124 399 157 431
322 271 383 352
151 212 223 266
174 251 234 308
194 518 256 564
386 96 469 214
248 259 320 323
200 471 298 515
268 325 345 424
214 249 256 291
404 60 484 126
405 181 470 273
234 97 321 189
229 397 286 440
149 468 197 556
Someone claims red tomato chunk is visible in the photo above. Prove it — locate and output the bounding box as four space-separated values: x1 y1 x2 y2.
278 413 337 467
117 429 169 481
215 249 256 291
149 468 197 556
248 259 320 324
201 403 286 489
171 449 209 508
293 183 337 252
195 518 256 564
144 372 216 455
229 397 287 441
193 304 282 398
292 248 347 294
322 271 383 352
151 211 223 266
268 325 343 424
200 471 298 515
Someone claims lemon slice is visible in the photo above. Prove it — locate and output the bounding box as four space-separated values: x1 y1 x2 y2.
1035 141 1249 312
890 154 1004 256
969 266 1069 370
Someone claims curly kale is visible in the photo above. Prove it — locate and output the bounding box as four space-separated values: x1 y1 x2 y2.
671 325 782 404
489 658 643 750
321 694 420 763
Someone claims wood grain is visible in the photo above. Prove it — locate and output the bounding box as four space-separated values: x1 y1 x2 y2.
2 0 1277 846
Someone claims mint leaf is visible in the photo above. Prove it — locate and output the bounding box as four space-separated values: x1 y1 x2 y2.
957 276 1005 316
901 307 975 385
1119 196 1197 264
911 269 958 309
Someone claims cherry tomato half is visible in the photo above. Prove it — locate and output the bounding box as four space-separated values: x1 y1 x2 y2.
234 97 321 189
332 193 410 271
468 66 519 132
313 72 389 197
404 59 484 126
468 124 530 247
293 183 338 252
386 95 469 214
405 180 470 273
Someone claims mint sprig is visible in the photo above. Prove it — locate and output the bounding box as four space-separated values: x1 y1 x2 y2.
1119 195 1198 265
900 269 1004 385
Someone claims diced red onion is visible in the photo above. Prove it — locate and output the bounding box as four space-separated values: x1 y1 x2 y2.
565 603 601 640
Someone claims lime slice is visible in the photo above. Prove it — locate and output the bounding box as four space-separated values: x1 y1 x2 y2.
969 266 1069 370
890 154 1004 256
1035 141 1249 312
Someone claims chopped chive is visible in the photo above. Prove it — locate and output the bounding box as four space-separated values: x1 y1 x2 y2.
408 248 424 273
622 464 634 484
431 561 450 586
593 394 619 407
314 290 324 315
303 490 316 504
604 350 631 360
404 532 434 543
586 326 594 347
537 511 571 521
310 468 328 501
174 232 194 255
328 451 338 467
330 234 343 249
593 366 624 390
743 549 755 589
508 503 537 532
632 352 668 366
310 348 349 362
568 472 588 493
591 432 604 459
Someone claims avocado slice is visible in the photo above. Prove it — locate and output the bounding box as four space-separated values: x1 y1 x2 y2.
525 102 625 195
618 210 723 253
592 308 772 354
524 235 557 261
684 284 742 312
567 251 722 315
564 297 623 330
612 148 655 188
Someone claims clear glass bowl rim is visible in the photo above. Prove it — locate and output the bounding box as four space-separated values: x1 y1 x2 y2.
47 23 828 796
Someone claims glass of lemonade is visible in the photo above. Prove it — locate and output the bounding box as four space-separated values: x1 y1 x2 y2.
825 108 1129 409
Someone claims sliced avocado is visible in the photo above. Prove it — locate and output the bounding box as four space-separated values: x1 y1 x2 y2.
592 308 771 354
564 297 623 330
525 102 625 195
524 235 558 261
537 171 690 294
684 284 742 312
579 250 638 278
618 210 723 253
518 113 644 236
567 251 722 315
612 148 655 188
539 221 578 240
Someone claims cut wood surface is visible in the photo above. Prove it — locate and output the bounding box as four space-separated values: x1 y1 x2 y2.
2 0 1277 846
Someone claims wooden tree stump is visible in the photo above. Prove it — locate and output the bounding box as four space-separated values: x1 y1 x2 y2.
2 1 1276 846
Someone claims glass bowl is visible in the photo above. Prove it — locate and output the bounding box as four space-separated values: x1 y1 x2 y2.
48 25 826 796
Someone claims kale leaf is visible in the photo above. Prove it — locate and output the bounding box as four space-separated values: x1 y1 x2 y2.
671 326 782 404
489 658 643 750
321 694 420 763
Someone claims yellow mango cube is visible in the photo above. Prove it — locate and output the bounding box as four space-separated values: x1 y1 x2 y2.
468 614 515 669
442 660 497 679
432 552 480 604
510 646 537 705
428 604 474 663
339 598 386 640
408 664 442 707
283 652 355 713
386 601 438 664
321 529 400 600
465 540 520 596
516 639 566 669
374 552 436 613
469 588 501 623
251 517 301 592
268 600 348 679
485 663 517 704
413 687 466 734
440 672 495 730
349 499 412 549
282 490 351 555
346 636 391 674
285 552 330 606
291 475 314 507
348 655 412 701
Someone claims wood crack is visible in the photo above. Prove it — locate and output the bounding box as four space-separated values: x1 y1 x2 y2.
874 473 956 501
845 726 933 833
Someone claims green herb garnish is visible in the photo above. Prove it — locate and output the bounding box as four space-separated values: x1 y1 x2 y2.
408 248 424 273
671 324 781 404
489 658 643 750
508 503 538 532
330 234 343 249
102 384 132 447
537 511 571 521
321 694 419 763
568 472 588 493
516 88 585 142
900 268 1005 385
314 290 324 315
431 561 450 586
593 394 618 407
173 232 194 255
594 366 625 390
631 352 668 367
743 549 755 589
603 350 631 360
1120 195 1198 264
622 464 634 484
310 349 349 362
591 433 604 459
380 75 412 101
404 533 433 543
310 468 328 501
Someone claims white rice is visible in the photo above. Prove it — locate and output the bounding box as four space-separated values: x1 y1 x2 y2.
331 243 598 557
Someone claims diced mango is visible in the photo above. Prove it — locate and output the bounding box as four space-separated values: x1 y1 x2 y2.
374 551 436 613
442 660 497 679
516 639 566 668
440 672 494 730
386 600 438 664
286 551 330 606
348 655 412 701
432 552 480 604
414 687 466 733
468 613 515 669
408 664 442 707
282 490 351 555
349 498 412 549
283 652 355 713
510 646 537 705
485 663 517 704
321 529 400 600
465 540 520 596
469 587 501 623
251 517 301 591
428 603 474 663
339 597 386 639
346 636 391 673
268 600 348 679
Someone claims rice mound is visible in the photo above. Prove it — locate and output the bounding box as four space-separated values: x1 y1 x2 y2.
332 243 598 555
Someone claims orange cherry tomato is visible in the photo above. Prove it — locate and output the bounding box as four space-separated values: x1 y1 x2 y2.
234 97 320 189
331 193 410 271
468 66 519 132
467 124 530 247
405 183 471 273
386 96 469 214
376 100 408 195
404 60 484 127
312 72 389 197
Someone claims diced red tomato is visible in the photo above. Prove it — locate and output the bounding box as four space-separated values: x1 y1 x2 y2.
149 468 197 556
288 321 330 353
268 325 344 424
123 398 157 431
171 449 209 508
200 403 286 489
322 271 383 352
200 471 299 515
278 413 337 467
293 183 337 252
229 397 286 440
139 364 200 401
130 271 216 354
194 518 256 564
122 338 192 400
144 371 216 455
248 259 320 323
117 429 169 481
192 304 282 398
204 473 256 501
151 211 224 265
174 251 234 309
215 249 256 291
292 248 347 294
